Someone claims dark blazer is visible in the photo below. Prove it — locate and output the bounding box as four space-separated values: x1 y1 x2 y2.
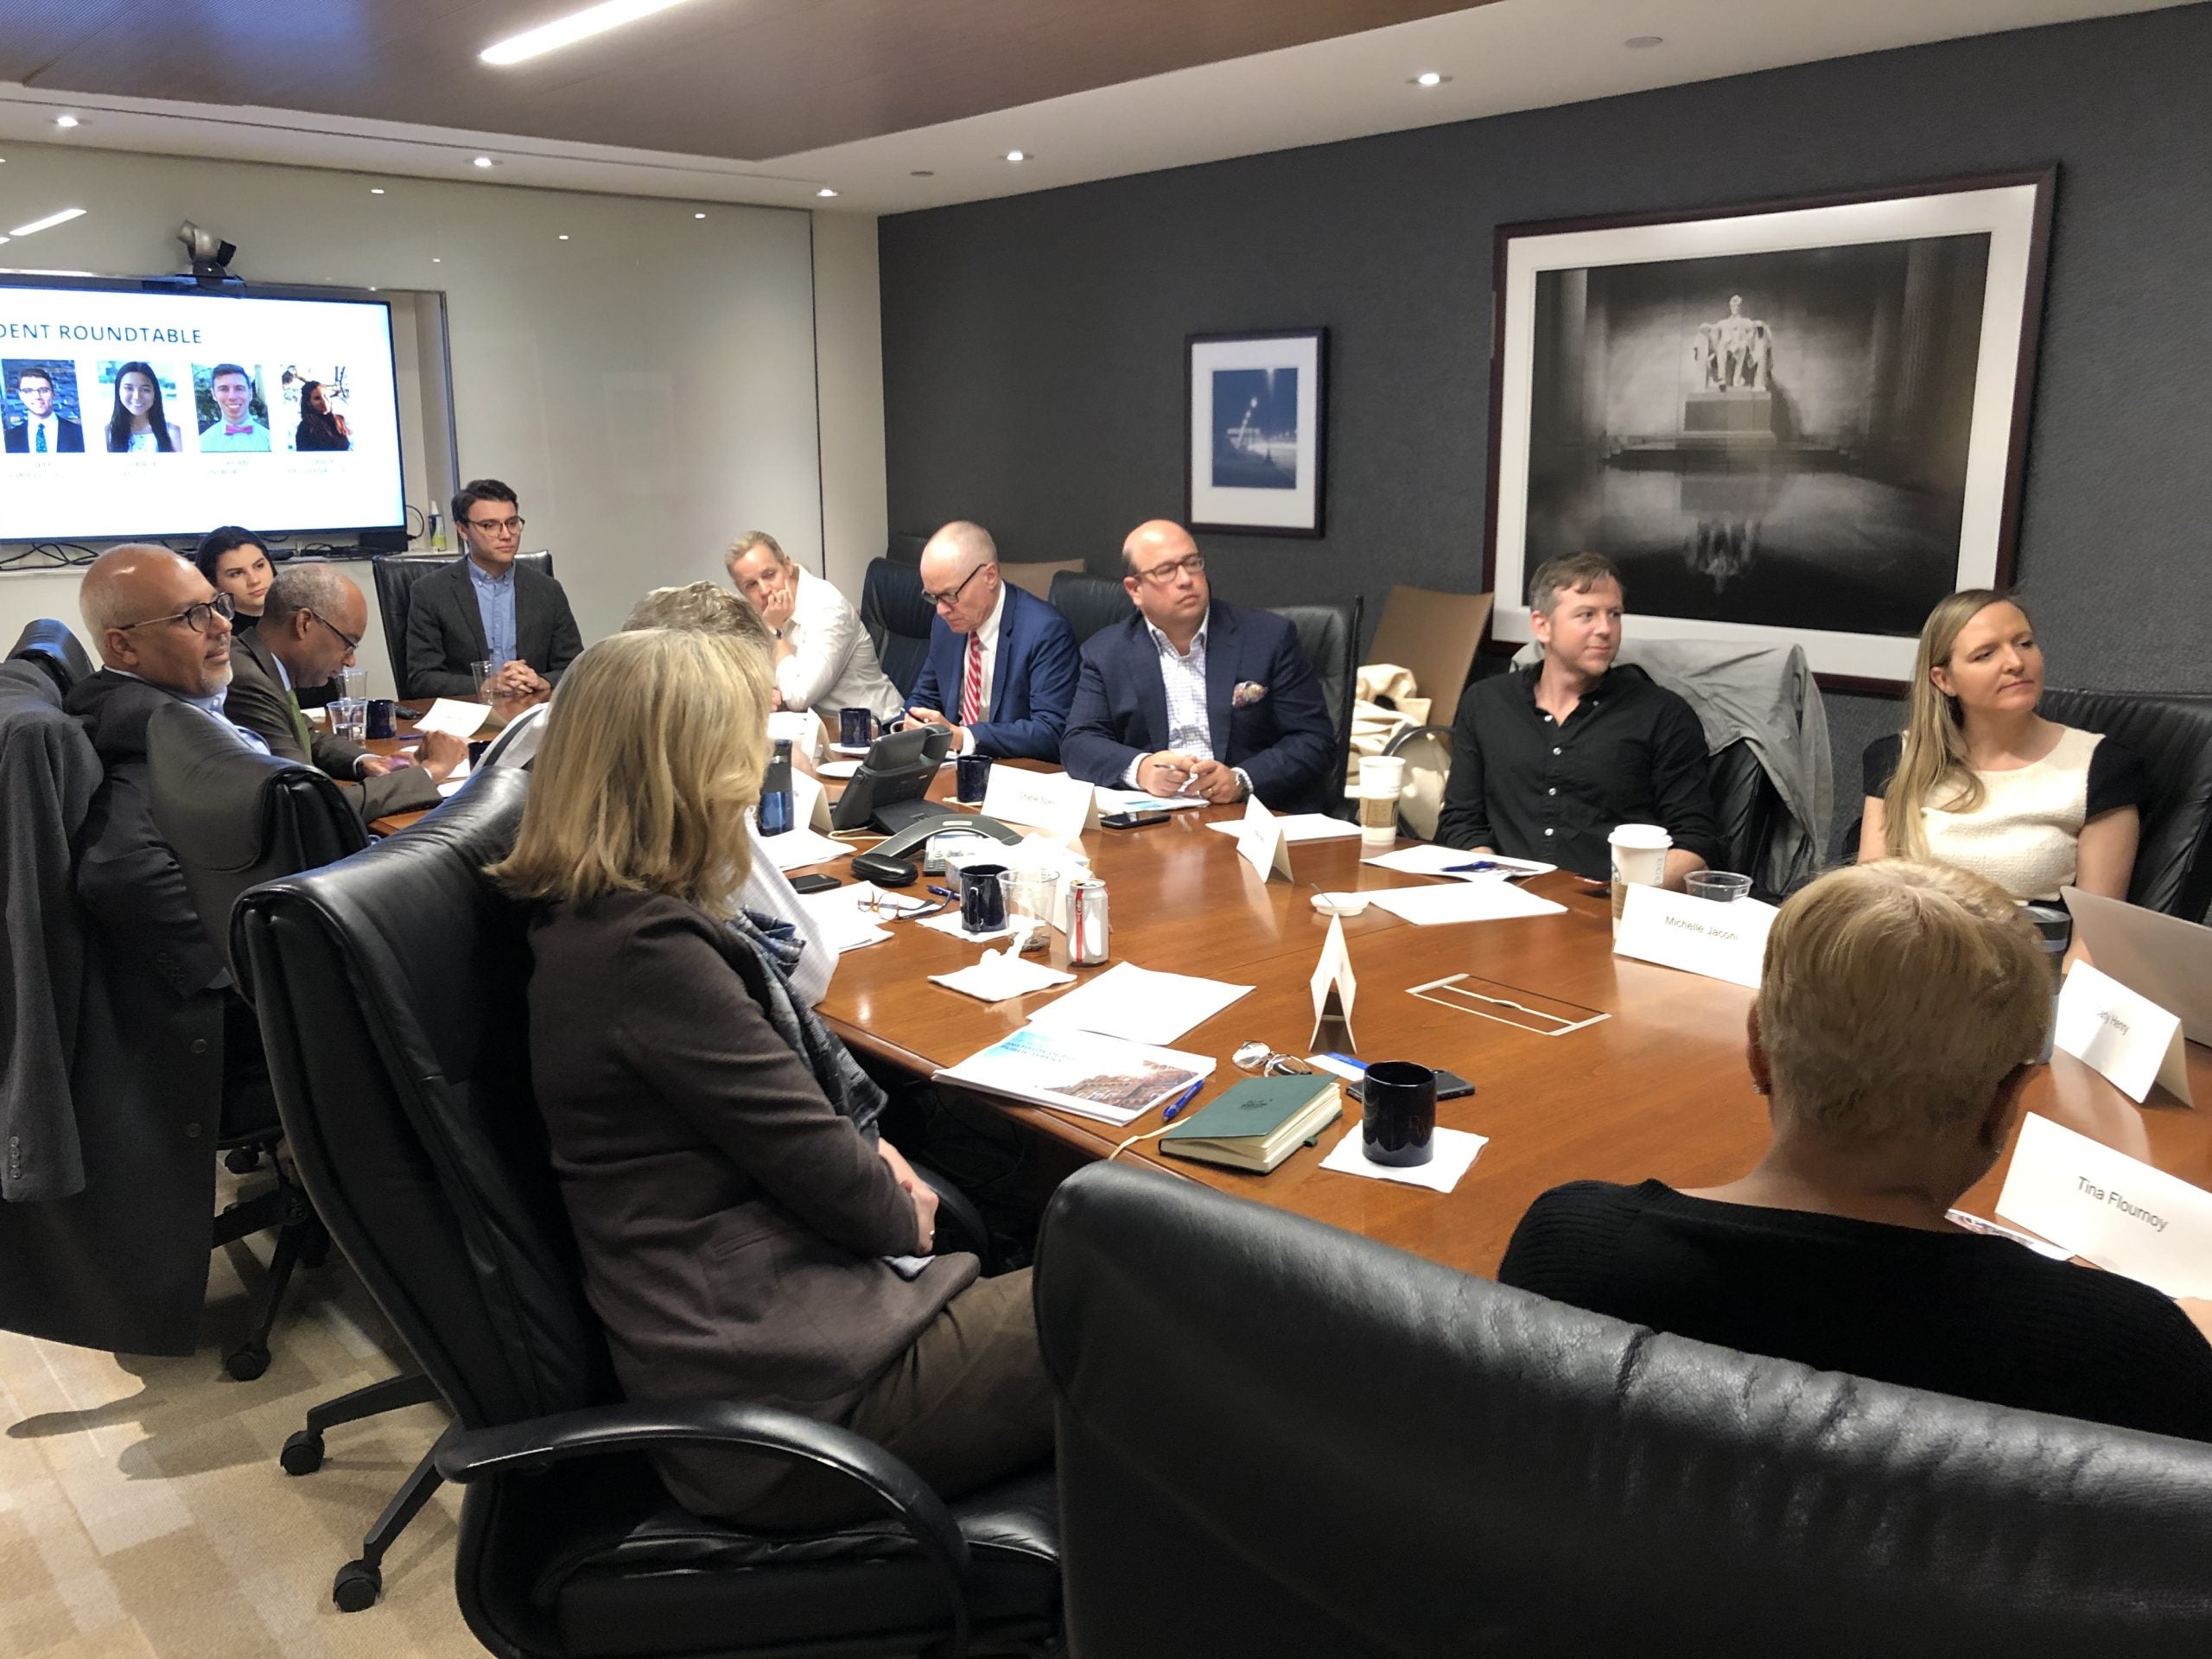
401 556 582 700
526 890 976 1518
1061 597 1338 815
5 417 85 453
224 629 439 826
906 581 1079 761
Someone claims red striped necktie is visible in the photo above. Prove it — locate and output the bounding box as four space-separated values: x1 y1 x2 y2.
959 632 982 726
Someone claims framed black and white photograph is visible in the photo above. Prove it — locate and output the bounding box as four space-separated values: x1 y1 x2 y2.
1186 327 1326 536
1484 172 2054 687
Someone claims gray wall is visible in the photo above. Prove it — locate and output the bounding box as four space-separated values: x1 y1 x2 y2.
880 5 2212 850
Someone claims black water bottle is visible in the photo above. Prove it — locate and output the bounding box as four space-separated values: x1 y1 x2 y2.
759 738 795 837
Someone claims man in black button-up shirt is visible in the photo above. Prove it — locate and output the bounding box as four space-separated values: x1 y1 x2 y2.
1435 555 1722 885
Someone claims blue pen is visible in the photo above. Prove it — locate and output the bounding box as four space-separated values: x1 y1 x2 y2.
1442 859 1507 874
1160 1080 1204 1122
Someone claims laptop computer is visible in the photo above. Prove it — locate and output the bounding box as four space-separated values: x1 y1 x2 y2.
2063 887 2212 1046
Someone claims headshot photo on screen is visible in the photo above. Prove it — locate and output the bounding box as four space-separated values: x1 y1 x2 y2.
4 359 86 454
286 370 353 452
195 361 272 452
100 360 189 454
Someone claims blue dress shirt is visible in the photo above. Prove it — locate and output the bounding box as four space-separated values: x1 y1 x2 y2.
467 558 518 670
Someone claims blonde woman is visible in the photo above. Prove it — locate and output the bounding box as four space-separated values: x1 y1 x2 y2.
1500 861 2212 1441
490 630 1051 1526
1858 591 2142 907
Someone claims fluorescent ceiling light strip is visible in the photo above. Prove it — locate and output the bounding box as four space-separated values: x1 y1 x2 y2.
481 0 707 66
8 207 86 237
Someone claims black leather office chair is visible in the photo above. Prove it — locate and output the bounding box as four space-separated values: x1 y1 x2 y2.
887 531 929 566
1268 597 1362 812
2041 688 2212 918
9 617 92 696
861 555 936 700
1037 1161 2212 1658
372 550 556 699
235 772 1061 1652
1046 571 1129 649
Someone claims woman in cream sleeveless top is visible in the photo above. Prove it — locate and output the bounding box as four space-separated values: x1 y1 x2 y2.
1859 591 2142 909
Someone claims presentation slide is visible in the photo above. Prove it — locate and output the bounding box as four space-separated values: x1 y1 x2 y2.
0 283 405 543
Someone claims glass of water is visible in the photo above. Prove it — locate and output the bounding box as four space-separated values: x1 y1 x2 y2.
330 697 368 742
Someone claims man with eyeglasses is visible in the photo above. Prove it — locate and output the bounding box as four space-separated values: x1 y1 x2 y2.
226 563 467 825
726 530 904 728
1062 519 1336 812
402 477 583 700
902 521 1077 761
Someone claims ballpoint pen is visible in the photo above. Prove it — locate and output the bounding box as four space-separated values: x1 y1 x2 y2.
1160 1079 1205 1122
1442 859 1509 874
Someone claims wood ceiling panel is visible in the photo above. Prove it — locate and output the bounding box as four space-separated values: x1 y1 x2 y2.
10 0 1490 162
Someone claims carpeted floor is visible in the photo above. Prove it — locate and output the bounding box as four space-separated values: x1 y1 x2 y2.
0 1173 480 1659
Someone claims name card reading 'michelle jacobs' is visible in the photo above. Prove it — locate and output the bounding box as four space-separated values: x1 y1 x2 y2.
1611 883 1777 990
1995 1114 2212 1300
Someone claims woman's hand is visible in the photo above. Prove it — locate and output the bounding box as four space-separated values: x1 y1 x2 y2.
877 1141 938 1253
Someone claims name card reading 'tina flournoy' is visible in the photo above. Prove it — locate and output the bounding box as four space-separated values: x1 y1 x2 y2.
1611 883 1776 991
1994 1113 2212 1300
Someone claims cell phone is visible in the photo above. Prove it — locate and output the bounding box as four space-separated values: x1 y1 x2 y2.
1100 810 1170 830
790 873 842 894
1347 1068 1476 1104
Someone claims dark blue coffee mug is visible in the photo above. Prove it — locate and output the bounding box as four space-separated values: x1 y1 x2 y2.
366 698 397 740
959 861 1009 934
467 739 491 769
1360 1061 1436 1167
955 752 994 804
840 707 875 748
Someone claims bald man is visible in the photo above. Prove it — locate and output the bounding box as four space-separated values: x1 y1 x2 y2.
1060 519 1336 813
903 520 1077 760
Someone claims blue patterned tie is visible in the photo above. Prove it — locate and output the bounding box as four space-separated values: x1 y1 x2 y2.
35 425 46 454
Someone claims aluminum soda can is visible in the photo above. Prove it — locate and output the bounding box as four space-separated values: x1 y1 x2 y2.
1068 877 1110 965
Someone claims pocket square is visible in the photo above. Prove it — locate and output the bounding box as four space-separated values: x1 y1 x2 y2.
1232 681 1268 709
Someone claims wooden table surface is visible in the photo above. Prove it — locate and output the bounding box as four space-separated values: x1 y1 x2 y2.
800 785 2211 1281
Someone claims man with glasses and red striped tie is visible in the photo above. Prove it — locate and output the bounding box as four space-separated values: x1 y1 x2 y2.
903 520 1078 762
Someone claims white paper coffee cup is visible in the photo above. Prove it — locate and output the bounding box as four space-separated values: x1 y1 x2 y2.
1609 823 1671 934
1357 755 1408 846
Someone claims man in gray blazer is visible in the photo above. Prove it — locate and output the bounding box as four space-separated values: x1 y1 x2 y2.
227 563 467 824
403 478 583 699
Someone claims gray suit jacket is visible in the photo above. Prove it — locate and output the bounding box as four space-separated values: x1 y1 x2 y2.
224 629 440 825
402 556 582 700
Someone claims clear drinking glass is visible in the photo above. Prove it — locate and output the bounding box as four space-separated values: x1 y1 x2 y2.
1685 871 1753 903
330 697 368 742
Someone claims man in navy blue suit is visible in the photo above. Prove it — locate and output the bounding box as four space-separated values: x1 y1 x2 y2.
1061 519 1336 814
904 520 1078 762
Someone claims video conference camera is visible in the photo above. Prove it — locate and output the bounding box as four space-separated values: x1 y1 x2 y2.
178 221 239 287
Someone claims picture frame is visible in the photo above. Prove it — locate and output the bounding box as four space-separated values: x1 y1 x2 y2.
1186 327 1327 537
1483 170 2055 690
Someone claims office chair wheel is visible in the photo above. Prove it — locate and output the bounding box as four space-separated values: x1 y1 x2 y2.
280 1429 325 1475
332 1559 382 1612
224 1341 270 1381
224 1147 264 1174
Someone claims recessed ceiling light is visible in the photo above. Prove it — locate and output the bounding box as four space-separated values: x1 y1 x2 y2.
694 211 707 219
0 238 10 247
1413 72 1447 88
1625 35 1664 48
473 156 496 168
8 207 86 238
558 233 570 240
370 187 385 194
910 169 934 178
816 188 838 199
432 257 442 263
1004 149 1026 163
480 0 705 66
54 114 79 129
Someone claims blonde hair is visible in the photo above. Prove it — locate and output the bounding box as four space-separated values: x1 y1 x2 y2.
1758 861 2048 1141
624 581 772 650
486 630 772 912
725 530 786 569
1882 589 2028 858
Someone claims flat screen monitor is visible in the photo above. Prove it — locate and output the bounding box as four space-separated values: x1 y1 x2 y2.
0 277 406 543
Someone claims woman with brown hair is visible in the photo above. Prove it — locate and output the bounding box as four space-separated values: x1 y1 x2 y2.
1858 589 2141 908
490 628 1051 1525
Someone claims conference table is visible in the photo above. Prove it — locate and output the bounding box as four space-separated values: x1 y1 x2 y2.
796 772 2211 1282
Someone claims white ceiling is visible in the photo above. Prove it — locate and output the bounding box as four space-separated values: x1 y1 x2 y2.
0 0 2186 217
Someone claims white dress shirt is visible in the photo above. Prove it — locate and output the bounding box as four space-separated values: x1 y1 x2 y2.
948 581 1007 755
775 567 905 724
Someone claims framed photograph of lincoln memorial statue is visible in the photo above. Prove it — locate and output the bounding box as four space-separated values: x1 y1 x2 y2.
1483 171 2054 688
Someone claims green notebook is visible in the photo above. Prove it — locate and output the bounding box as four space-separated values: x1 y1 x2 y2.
1160 1075 1343 1174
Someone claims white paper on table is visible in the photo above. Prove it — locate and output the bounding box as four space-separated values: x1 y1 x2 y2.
1994 1114 2212 1298
795 882 895 951
432 752 474 798
930 950 1077 1004
918 909 1020 944
1365 880 1566 926
1360 843 1555 880
2053 962 2194 1106
1207 813 1364 844
1611 884 1776 989
413 698 493 739
817 759 862 779
1318 1124 1488 1193
759 824 849 873
1096 787 1207 814
937 1027 1215 1127
1024 960 1253 1046
1236 796 1294 882
981 765 1099 841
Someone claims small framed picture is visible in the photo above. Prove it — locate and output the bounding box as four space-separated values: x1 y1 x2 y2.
1185 327 1327 537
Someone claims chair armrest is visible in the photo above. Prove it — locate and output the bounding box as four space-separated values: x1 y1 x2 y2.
435 1399 975 1653
906 1157 996 1274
